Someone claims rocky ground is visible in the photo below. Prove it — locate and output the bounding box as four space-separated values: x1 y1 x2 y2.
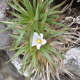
0 0 80 80
0 50 25 80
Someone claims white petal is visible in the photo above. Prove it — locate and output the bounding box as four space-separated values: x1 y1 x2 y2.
34 32 38 35
34 32 38 38
42 39 47 45
32 38 37 47
40 33 43 38
32 42 36 47
32 32 47 50
36 44 41 50
34 32 40 38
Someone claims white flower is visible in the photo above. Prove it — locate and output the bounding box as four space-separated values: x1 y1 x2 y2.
32 32 47 50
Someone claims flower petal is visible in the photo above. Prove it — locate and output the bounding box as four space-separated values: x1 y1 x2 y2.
36 44 41 50
32 41 36 47
40 33 43 38
32 38 37 47
32 32 47 50
34 32 41 39
42 39 47 45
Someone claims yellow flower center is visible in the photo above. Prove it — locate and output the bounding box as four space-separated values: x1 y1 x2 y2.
37 39 42 44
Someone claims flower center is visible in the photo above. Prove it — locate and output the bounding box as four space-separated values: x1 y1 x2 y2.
37 39 42 44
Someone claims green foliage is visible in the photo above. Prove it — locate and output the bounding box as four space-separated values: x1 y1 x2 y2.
1 0 68 79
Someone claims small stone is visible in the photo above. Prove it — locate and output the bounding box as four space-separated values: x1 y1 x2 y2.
64 48 80 77
76 16 80 24
0 13 6 19
65 16 73 22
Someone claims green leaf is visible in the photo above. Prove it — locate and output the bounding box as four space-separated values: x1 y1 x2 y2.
32 47 37 70
21 51 31 74
46 18 54 21
44 48 53 54
45 31 66 39
35 3 39 22
15 32 24 48
13 0 28 13
48 11 62 15
9 34 19 39
40 13 47 33
23 0 34 17
6 47 28 63
47 15 59 18
39 13 46 19
40 0 53 13
14 24 31 48
35 56 43 72
23 56 31 74
24 33 30 39
9 18 24 22
44 26 55 34
39 0 48 13
33 22 40 35
12 28 30 39
10 12 31 19
11 39 17 49
0 20 26 33
5 0 28 16
49 1 65 12
21 38 29 42
11 44 30 51
47 21 71 29
43 30 51 38
40 47 57 68
9 34 29 42
44 26 63 39
30 27 34 50
12 27 22 33
45 44 65 59
27 61 34 80
33 0 36 14
10 47 21 51
10 12 24 18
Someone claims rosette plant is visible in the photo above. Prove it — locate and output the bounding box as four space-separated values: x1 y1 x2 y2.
0 0 69 80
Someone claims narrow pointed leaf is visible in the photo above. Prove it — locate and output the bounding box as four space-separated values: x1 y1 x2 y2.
41 0 53 13
35 3 39 22
30 27 34 50
33 0 36 14
13 0 28 13
14 24 31 48
35 56 43 72
40 13 47 33
48 21 71 29
48 11 62 15
33 48 36 70
45 44 65 59
33 22 40 35
40 47 57 68
45 31 66 39
23 0 34 17
39 0 48 13
0 20 27 33
49 1 65 12
21 51 31 73
5 0 28 16
6 47 27 63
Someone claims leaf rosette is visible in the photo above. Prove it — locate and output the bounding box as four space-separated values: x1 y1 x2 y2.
0 0 68 80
